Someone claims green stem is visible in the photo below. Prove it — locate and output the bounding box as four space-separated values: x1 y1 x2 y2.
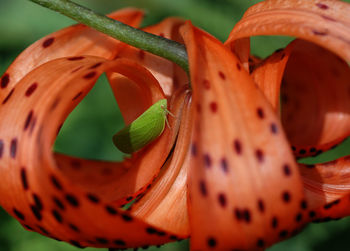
28 0 189 73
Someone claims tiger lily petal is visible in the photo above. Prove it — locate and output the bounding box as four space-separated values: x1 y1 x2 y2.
226 0 350 231
226 0 350 157
0 8 191 249
182 21 306 250
1 8 144 92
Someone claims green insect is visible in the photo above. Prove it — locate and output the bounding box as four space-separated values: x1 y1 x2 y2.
113 99 171 154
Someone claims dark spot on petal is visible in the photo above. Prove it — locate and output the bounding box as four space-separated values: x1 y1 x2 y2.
30 205 42 221
333 199 340 205
279 230 288 238
50 175 63 191
52 196 65 210
203 79 210 89
295 213 303 222
282 191 291 203
299 149 306 155
316 3 329 9
209 102 218 113
71 66 83 73
37 225 49 235
270 123 278 134
86 193 100 204
20 168 29 190
218 193 227 208
233 139 242 155
96 237 109 244
0 140 3 159
255 149 264 163
90 62 102 69
24 110 34 131
169 235 178 241
13 208 25 221
312 30 328 36
29 117 37 135
199 180 208 196
72 91 83 101
292 146 296 151
33 193 43 211
68 223 80 232
316 150 323 155
203 154 212 168
146 227 157 234
1 73 9 88
309 211 316 218
121 214 133 222
306 164 315 169
301 200 308 210
218 71 226 80
257 199 265 213
220 158 229 173
207 237 217 248
275 48 283 53
83 71 97 79
323 203 333 210
2 88 15 104
243 209 251 223
69 240 84 248
324 199 340 209
310 147 316 153
236 63 241 71
138 50 145 60
68 56 85 61
25 83 38 97
271 216 278 229
256 107 264 119
42 37 55 48
191 143 197 156
10 138 17 158
234 208 242 220
23 224 34 230
70 159 81 169
257 239 265 248
65 194 80 207
283 164 292 176
114 239 126 246
105 205 118 215
52 209 63 223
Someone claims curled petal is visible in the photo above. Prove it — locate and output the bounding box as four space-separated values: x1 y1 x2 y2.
0 55 183 248
300 157 350 222
281 40 350 157
107 17 188 108
226 0 350 63
130 88 192 237
107 58 166 125
182 22 306 250
227 0 350 157
0 8 143 96
251 44 293 110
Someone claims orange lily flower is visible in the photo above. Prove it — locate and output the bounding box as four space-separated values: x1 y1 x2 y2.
1 0 350 250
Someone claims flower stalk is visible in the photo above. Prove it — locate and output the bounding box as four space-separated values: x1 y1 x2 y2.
28 0 189 73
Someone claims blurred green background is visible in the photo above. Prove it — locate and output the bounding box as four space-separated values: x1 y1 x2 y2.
1 0 350 250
